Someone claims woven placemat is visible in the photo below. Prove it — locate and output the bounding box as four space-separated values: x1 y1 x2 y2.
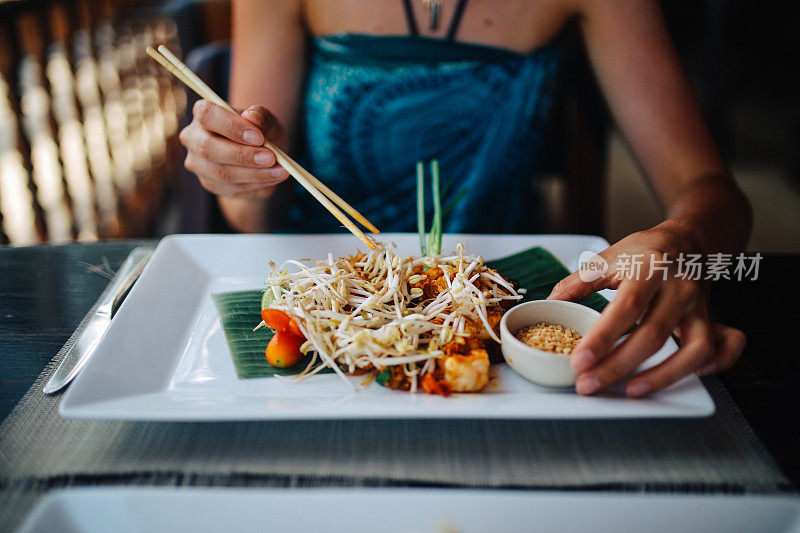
1 366 793 487
0 349 790 490
1 299 794 530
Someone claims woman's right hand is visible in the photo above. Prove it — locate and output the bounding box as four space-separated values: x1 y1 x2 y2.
179 101 290 199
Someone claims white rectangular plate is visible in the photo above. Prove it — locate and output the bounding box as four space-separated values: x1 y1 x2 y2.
18 487 800 533
60 234 715 420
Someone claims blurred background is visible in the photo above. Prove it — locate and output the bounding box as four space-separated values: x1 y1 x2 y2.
605 2 800 253
0 0 797 251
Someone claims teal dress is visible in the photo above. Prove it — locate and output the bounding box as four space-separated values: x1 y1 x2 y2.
289 32 563 234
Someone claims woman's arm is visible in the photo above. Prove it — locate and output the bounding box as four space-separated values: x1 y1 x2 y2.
549 0 751 396
577 0 751 250
179 0 305 232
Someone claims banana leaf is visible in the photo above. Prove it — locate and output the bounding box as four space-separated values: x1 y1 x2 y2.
213 246 608 379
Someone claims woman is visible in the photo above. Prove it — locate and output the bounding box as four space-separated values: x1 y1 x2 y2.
179 0 751 397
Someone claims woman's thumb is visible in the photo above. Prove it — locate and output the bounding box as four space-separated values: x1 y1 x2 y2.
241 105 268 130
241 105 284 145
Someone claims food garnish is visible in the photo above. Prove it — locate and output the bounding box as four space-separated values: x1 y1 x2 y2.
266 330 305 368
261 308 304 338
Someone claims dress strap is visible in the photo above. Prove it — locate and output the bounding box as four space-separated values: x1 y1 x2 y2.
401 0 419 36
446 0 469 41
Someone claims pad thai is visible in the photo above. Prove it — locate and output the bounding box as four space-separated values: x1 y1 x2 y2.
258 242 524 395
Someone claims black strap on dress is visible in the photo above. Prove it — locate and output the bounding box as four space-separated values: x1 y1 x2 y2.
401 0 420 36
401 0 469 40
446 0 469 40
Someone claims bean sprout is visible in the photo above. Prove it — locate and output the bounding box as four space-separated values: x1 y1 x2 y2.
265 243 524 391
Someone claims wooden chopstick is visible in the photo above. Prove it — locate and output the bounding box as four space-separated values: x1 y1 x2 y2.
146 46 380 249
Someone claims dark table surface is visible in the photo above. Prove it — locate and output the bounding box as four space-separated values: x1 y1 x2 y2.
1 240 798 485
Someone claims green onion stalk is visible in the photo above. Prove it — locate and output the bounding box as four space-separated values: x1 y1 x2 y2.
417 161 426 255
430 160 442 255
416 159 444 257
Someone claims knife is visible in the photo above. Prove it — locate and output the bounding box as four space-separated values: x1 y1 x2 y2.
43 246 154 394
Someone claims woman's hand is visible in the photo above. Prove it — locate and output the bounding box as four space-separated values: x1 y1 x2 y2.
548 225 746 398
179 101 290 199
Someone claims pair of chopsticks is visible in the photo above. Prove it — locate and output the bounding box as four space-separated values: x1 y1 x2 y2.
146 45 379 249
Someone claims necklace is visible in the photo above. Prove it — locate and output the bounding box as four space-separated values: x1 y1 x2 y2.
423 0 443 31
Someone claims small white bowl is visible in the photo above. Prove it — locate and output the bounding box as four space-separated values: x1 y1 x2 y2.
500 300 601 388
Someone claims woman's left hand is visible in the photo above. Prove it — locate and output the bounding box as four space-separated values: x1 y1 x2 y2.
548 225 746 397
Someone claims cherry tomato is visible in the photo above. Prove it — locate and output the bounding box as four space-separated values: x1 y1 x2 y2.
265 330 304 368
261 308 304 338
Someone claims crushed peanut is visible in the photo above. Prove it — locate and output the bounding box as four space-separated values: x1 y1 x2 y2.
515 322 582 355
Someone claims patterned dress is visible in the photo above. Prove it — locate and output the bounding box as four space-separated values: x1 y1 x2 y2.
287 33 563 234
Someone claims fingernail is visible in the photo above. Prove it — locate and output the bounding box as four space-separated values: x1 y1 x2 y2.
270 167 289 179
697 363 716 376
243 130 263 145
571 349 595 371
576 377 600 395
627 381 650 397
244 110 262 125
254 152 273 166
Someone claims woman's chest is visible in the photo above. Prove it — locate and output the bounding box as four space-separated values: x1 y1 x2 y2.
303 0 573 54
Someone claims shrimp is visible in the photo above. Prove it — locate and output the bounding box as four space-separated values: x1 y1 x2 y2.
440 348 490 392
